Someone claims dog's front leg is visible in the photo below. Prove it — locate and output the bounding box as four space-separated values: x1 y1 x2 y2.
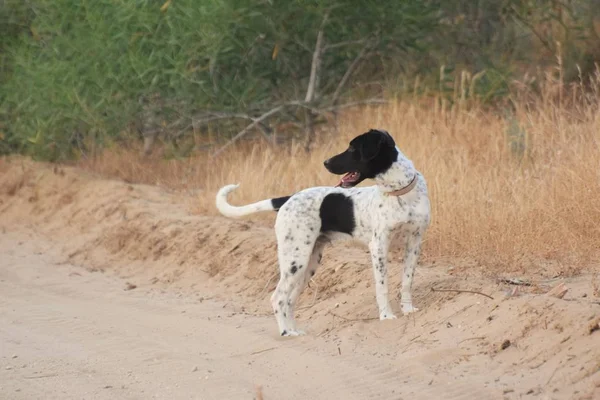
369 231 397 320
400 229 424 315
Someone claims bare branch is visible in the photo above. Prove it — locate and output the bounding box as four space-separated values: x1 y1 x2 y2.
211 105 284 158
331 44 373 107
194 112 254 124
203 97 387 157
291 36 312 53
253 122 274 145
323 39 368 51
272 98 387 115
431 287 494 300
303 11 330 152
327 311 378 322
191 112 273 143
305 10 329 103
509 5 554 54
319 98 388 112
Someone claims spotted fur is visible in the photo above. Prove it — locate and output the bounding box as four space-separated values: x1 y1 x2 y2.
215 129 431 336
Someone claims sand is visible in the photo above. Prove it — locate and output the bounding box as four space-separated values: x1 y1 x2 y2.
1 158 599 400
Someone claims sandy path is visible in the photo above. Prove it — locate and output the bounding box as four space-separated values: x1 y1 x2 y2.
0 233 386 400
0 232 489 400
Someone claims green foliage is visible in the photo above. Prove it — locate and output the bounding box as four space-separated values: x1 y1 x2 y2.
0 0 437 159
0 0 599 160
1 0 220 159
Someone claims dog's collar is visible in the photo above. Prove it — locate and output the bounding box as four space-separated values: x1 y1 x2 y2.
383 175 418 197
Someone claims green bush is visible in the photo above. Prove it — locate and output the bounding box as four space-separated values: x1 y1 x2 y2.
1 0 220 159
1 0 598 160
1 0 438 159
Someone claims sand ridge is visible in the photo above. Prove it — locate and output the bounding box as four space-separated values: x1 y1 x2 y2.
1 157 599 399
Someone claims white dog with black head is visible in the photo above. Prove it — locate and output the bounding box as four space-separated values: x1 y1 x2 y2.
216 129 430 336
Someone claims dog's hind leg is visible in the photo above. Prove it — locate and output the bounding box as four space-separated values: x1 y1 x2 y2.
303 236 327 287
270 235 325 336
271 247 312 336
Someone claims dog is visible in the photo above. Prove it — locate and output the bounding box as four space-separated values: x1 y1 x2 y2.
216 129 431 336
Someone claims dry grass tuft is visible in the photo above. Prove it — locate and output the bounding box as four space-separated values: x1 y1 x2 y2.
77 72 600 274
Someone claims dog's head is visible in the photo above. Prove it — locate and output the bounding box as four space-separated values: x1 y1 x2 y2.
324 129 398 188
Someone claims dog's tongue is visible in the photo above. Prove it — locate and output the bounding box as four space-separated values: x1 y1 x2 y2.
336 172 358 188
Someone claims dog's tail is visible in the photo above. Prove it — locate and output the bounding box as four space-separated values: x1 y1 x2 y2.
216 184 291 218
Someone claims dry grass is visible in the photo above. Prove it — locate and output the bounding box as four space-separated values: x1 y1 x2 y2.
77 72 600 274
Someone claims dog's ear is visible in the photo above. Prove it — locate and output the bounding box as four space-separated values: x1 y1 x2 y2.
359 130 385 161
373 129 395 148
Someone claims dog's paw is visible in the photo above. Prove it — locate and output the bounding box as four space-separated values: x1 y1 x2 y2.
379 311 398 320
281 329 305 337
401 303 419 315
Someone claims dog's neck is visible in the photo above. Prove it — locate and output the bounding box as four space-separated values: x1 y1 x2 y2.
374 147 418 194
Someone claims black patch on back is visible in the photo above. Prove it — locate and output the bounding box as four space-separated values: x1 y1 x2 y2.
319 193 355 235
271 196 291 210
